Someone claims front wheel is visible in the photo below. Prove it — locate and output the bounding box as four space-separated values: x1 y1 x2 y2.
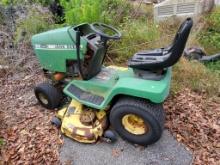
34 83 62 109
110 97 165 146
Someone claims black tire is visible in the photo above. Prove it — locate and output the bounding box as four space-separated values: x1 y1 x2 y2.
110 96 165 146
51 117 62 128
103 130 118 143
34 83 62 109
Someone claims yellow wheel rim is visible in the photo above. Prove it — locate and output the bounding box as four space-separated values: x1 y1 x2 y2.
38 93 49 105
122 114 148 135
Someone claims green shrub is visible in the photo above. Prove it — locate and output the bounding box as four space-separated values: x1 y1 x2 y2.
198 7 220 54
60 0 131 25
60 0 103 25
15 8 55 43
0 0 10 5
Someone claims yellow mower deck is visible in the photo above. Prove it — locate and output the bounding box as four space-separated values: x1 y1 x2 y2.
57 100 108 143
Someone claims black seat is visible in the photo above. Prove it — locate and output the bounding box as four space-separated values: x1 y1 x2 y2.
128 18 193 71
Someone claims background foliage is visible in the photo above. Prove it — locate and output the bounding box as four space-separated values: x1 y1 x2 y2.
15 8 54 43
60 0 131 25
199 7 220 54
0 0 52 5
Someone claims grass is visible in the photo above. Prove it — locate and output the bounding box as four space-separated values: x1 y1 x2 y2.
205 61 220 75
15 8 55 43
198 7 220 55
108 18 161 63
172 58 220 96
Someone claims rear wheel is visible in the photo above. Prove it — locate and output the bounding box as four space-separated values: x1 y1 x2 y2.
34 83 62 109
110 97 165 146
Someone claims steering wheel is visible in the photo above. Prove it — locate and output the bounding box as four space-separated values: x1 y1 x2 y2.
90 23 121 40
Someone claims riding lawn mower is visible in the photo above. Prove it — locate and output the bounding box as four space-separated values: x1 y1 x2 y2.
32 18 193 146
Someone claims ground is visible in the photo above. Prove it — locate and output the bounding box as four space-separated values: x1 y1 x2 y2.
60 130 192 165
1 64 219 164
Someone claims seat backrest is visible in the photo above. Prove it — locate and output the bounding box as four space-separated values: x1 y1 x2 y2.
128 18 193 71
162 18 193 67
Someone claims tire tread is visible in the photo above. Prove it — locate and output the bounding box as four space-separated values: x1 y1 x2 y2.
34 83 62 109
110 96 165 145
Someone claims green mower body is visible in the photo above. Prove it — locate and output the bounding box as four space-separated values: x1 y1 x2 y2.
32 24 88 72
63 66 171 110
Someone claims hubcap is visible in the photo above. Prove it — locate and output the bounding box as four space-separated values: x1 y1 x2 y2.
122 114 148 135
38 93 49 105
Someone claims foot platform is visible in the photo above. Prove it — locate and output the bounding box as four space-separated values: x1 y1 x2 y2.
67 84 104 105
